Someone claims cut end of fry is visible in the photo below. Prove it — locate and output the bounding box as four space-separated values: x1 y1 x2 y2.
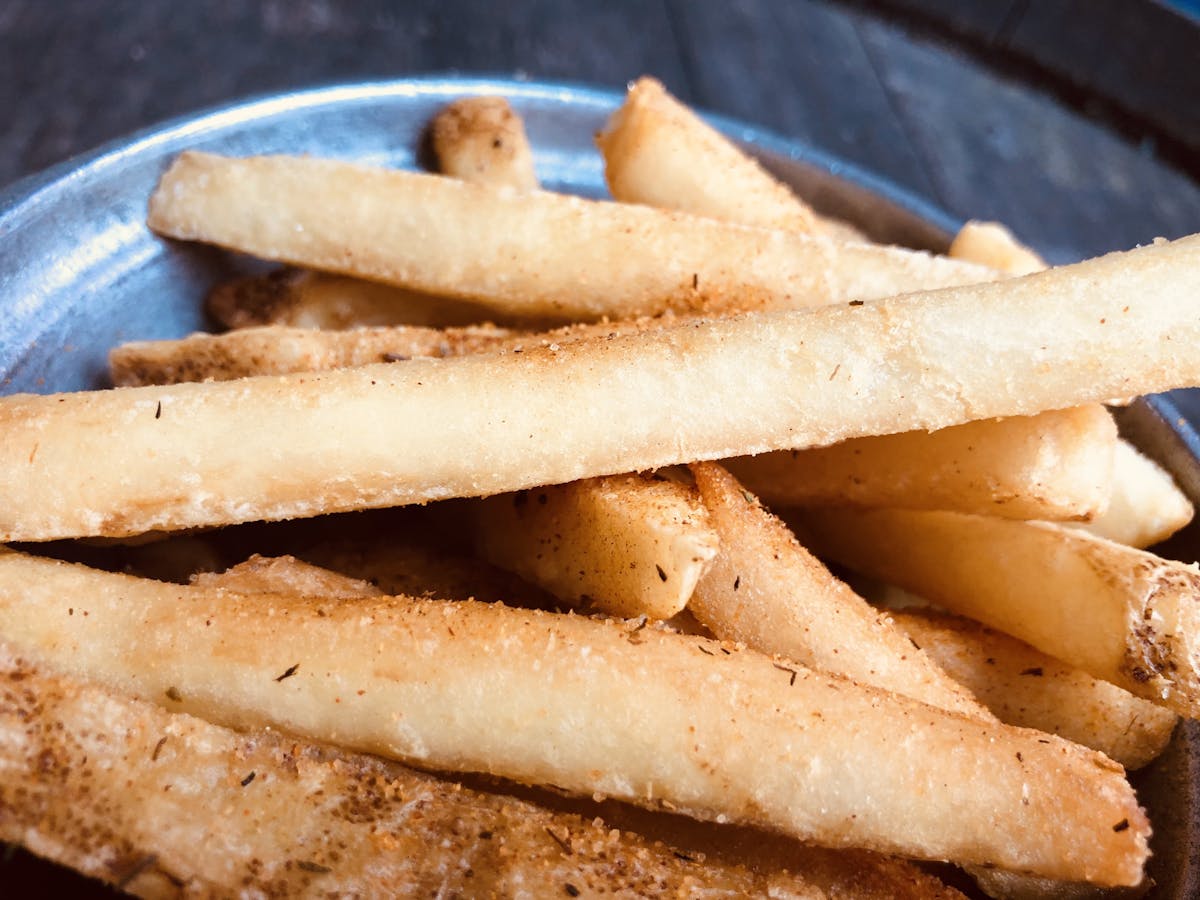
949 220 1046 276
598 77 821 234
431 95 539 192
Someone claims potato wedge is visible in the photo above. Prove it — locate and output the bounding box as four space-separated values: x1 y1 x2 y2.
0 549 1149 884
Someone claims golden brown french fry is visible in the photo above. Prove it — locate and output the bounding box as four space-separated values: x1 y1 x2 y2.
431 95 538 192
892 608 1177 769
148 152 995 322
793 506 1200 717
5 233 1199 542
109 322 516 385
206 268 498 330
0 549 1149 884
689 462 984 716
472 474 718 620
1075 439 1194 548
597 77 820 233
295 532 556 608
192 553 382 598
726 405 1117 521
949 220 1046 276
0 644 843 898
108 315 686 386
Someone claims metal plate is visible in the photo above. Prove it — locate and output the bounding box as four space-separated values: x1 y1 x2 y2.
0 76 1194 897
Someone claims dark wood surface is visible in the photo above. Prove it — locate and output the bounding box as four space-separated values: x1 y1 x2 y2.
1 1 1199 895
2 0 1198 264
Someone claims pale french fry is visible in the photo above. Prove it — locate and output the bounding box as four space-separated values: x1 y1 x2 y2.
0 549 1149 884
892 608 1177 769
793 507 1200 717
597 77 821 233
950 220 1047 276
4 234 1199 541
206 268 498 330
689 462 984 716
726 405 1117 521
192 553 382 598
1075 439 1194 548
109 322 517 385
472 474 718 620
0 644 841 898
148 152 995 322
431 96 538 192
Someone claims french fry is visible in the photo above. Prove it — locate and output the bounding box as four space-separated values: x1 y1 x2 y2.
206 550 966 897
109 321 517 385
892 608 1177 770
192 553 382 598
0 549 1149 884
472 473 718 620
148 152 995 322
4 233 1199 541
431 95 539 192
296 532 557 607
689 462 984 716
206 268 498 330
597 77 820 234
792 506 1200 717
726 405 1117 521
0 644 843 898
1075 439 1194 548
949 220 1046 276
108 315 683 386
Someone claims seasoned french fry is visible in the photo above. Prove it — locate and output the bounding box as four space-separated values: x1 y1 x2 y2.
0 644 841 898
726 405 1117 521
109 322 517 385
597 77 820 234
192 553 382 598
949 220 1046 276
1075 439 1194 548
206 268 498 330
431 96 538 192
149 152 995 322
4 234 1199 541
892 608 1177 769
793 506 1200 717
108 315 685 386
472 474 718 620
689 462 984 716
0 549 1149 884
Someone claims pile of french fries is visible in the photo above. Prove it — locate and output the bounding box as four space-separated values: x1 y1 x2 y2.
2 77 1199 897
